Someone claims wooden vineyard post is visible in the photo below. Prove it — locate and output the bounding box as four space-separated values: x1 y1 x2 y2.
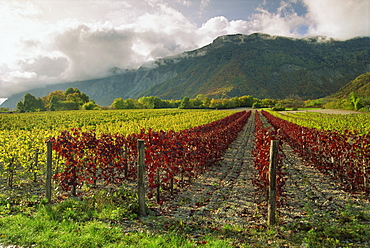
268 140 278 226
137 139 147 216
33 149 39 182
156 169 160 203
46 140 53 203
170 177 174 195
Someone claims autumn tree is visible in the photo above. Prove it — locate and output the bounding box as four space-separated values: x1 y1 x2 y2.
42 90 65 111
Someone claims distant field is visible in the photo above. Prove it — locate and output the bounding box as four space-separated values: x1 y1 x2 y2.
0 109 238 135
279 108 360 115
269 109 370 134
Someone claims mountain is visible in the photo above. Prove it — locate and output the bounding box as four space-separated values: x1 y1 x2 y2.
139 34 370 100
332 72 370 98
2 33 370 109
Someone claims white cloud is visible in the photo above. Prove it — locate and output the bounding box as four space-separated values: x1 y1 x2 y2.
53 21 138 80
20 56 68 78
1 0 369 99
246 6 308 37
0 0 204 98
6 71 37 81
303 0 370 39
0 70 38 98
201 0 211 9
0 1 45 64
176 0 192 7
195 16 250 46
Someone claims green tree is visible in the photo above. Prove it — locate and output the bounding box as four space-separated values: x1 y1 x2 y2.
65 87 80 96
23 93 44 112
163 99 180 108
123 99 137 109
260 98 277 108
16 101 25 113
65 88 89 105
112 98 125 109
0 107 9 113
138 96 164 109
82 101 99 110
239 95 256 107
349 92 362 111
194 94 210 108
223 98 237 108
304 99 323 107
179 96 190 109
202 97 211 108
189 98 202 108
58 101 79 110
42 90 65 110
49 95 60 111
209 99 224 109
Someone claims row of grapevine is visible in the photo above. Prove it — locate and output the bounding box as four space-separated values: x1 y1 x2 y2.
251 111 286 205
0 129 47 187
0 109 236 188
0 109 237 134
50 111 251 201
262 110 370 194
267 110 370 135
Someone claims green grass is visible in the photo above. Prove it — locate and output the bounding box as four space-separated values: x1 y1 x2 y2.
0 212 232 247
0 214 230 248
280 203 370 247
1 188 369 247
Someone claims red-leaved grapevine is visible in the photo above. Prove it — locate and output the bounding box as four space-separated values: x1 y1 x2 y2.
50 111 252 201
261 110 369 194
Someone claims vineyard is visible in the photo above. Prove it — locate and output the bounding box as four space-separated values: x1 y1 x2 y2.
0 109 237 189
262 110 369 194
48 111 250 201
268 110 370 135
1 108 369 247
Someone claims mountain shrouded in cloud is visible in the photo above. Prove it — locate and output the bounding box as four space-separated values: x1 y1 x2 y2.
0 0 369 101
2 33 369 109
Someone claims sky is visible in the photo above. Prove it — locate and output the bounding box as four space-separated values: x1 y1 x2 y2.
0 0 369 104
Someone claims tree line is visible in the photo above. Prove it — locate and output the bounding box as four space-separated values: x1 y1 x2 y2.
15 88 98 112
1 89 320 113
11 87 368 113
111 94 308 110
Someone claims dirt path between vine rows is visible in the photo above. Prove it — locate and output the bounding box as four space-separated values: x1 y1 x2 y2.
133 110 370 246
159 109 260 225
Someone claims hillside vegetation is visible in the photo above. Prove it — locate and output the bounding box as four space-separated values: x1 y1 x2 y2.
324 72 370 111
333 72 370 98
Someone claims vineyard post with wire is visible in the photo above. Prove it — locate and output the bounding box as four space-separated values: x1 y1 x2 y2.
46 140 52 203
268 140 278 226
137 139 147 216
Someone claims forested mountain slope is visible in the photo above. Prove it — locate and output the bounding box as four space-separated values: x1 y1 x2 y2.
332 72 370 98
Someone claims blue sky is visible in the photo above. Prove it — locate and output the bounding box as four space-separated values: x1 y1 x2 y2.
0 0 369 102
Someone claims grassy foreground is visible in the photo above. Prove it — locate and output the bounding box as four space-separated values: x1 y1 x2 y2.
1 187 369 248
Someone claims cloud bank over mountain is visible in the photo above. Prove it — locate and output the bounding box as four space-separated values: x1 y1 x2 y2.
0 0 369 99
